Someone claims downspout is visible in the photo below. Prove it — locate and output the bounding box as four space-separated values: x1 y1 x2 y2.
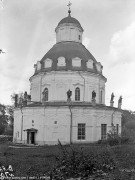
111 109 117 128
69 105 72 144
20 106 23 142
78 72 85 101
40 73 45 102
43 105 46 145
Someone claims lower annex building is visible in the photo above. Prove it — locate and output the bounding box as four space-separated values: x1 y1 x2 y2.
13 5 122 145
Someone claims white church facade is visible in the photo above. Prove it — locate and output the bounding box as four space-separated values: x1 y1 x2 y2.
13 6 122 145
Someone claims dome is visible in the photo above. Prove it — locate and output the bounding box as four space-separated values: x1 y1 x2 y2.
41 42 96 63
34 41 105 77
58 16 81 26
56 15 83 32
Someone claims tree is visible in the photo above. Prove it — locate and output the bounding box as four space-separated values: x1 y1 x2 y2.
0 104 8 135
121 110 135 142
122 110 135 126
5 105 14 135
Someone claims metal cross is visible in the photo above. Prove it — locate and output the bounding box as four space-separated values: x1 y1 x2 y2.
67 1 72 9
67 1 72 15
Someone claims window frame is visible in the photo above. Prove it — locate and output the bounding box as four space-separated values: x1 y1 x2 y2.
44 58 52 68
72 57 81 67
75 87 80 101
86 59 93 69
116 124 119 134
101 124 107 140
96 62 101 72
37 61 41 71
57 56 66 66
78 123 86 140
43 88 49 101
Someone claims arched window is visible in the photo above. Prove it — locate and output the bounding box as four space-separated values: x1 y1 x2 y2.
75 87 80 101
43 88 48 101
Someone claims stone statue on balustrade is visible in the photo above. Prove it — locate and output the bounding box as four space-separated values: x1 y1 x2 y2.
118 96 122 104
92 91 96 99
111 93 115 102
67 89 72 102
110 92 115 107
118 96 122 109
92 90 96 105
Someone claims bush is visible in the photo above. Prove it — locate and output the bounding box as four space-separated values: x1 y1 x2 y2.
107 136 120 146
0 135 13 143
107 127 121 146
47 140 117 179
97 139 107 145
98 126 129 146
120 136 129 144
121 126 135 143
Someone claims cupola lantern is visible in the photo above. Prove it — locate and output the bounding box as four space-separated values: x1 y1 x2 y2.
55 3 83 43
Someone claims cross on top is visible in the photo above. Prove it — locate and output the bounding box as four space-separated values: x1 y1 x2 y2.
67 1 72 16
67 1 72 8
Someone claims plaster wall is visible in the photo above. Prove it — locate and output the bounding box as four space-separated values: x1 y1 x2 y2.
30 75 42 102
30 71 106 104
13 110 22 143
56 24 82 43
13 106 121 145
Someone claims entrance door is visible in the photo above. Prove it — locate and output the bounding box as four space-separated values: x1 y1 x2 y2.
31 132 35 144
27 132 29 144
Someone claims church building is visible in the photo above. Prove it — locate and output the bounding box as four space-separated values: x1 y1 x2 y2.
13 4 122 145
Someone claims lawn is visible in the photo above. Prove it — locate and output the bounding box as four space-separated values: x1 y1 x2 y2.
0 142 135 179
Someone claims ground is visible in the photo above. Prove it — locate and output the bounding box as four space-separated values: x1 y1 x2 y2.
0 141 135 179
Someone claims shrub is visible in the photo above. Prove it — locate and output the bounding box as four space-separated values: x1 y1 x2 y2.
97 139 107 145
120 136 129 144
98 126 129 146
107 128 121 146
0 135 13 143
121 126 135 143
47 140 116 179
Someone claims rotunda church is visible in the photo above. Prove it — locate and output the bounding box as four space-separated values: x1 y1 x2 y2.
13 6 122 145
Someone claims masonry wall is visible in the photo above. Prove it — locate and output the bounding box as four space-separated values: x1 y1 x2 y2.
56 24 82 43
13 106 121 145
30 71 106 104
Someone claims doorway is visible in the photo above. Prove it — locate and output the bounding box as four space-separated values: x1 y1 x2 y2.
25 128 37 144
31 132 35 144
27 131 36 144
27 132 29 144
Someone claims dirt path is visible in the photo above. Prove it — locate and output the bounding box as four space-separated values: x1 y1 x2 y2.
8 145 38 148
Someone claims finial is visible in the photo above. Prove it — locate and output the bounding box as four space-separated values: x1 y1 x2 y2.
67 1 72 16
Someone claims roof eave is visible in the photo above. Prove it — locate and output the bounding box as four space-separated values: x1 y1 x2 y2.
55 23 84 32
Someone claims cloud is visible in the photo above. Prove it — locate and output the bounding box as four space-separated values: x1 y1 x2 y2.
104 22 135 110
108 21 135 65
83 37 91 48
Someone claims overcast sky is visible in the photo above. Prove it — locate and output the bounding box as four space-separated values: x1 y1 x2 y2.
0 0 135 111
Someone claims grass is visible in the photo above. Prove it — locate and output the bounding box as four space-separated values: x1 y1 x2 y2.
1 142 135 179
0 142 59 176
